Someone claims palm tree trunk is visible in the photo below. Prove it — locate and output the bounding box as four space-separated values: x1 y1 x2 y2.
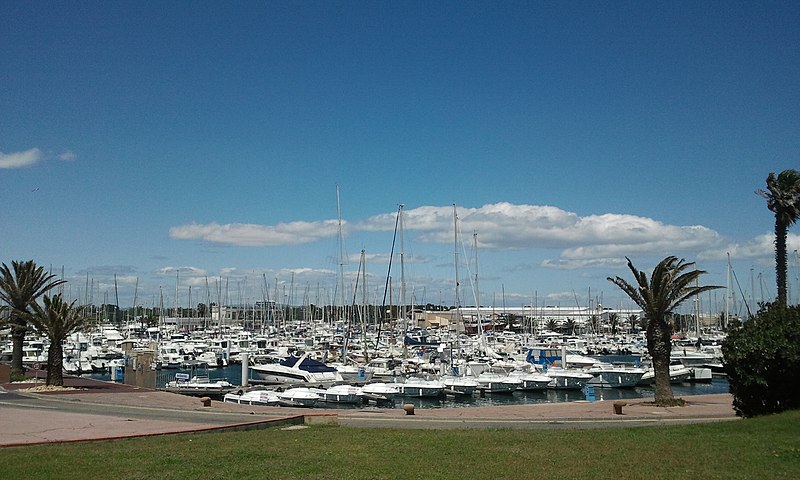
10 320 26 377
46 342 64 386
776 219 788 306
651 320 676 406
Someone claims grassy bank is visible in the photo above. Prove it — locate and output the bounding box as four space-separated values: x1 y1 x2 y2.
3 410 799 479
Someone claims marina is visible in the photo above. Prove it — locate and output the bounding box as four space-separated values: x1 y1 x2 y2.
83 353 729 410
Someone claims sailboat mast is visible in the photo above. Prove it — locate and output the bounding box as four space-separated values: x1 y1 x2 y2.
336 184 346 319
725 253 731 329
453 204 461 329
473 232 485 347
399 204 406 335
132 277 139 327
175 269 180 323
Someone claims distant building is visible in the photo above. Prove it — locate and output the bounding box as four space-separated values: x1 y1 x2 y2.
414 305 643 331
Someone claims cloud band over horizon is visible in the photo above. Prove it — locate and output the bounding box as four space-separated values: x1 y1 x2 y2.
169 202 777 268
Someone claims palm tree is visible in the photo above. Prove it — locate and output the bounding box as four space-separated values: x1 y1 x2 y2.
0 260 66 377
608 256 720 406
564 318 577 335
628 314 639 333
757 169 800 307
26 294 92 386
587 315 600 334
608 312 620 335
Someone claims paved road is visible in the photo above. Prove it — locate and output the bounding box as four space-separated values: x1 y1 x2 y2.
0 379 738 445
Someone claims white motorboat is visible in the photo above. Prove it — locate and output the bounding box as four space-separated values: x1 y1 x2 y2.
249 353 344 386
475 372 522 394
586 363 646 388
316 384 364 404
390 378 445 398
276 387 321 407
638 363 693 386
360 382 401 401
687 367 713 383
157 343 188 369
164 374 237 399
508 370 552 391
365 357 403 380
544 367 595 390
330 363 373 383
195 350 228 368
671 348 717 368
440 375 479 396
224 389 282 406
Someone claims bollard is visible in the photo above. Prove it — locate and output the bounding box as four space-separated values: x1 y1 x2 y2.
613 401 626 415
200 397 212 407
241 352 249 387
403 403 415 415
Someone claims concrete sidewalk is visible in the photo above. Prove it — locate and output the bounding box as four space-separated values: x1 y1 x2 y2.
0 377 738 446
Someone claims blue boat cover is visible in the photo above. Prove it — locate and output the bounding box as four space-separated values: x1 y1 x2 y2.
279 356 337 373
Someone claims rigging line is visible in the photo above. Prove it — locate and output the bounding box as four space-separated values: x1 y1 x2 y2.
377 204 402 344
730 266 753 319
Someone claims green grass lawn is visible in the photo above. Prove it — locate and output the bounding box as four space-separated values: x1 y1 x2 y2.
3 410 799 480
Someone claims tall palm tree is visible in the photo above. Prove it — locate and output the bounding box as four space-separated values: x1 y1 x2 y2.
608 256 720 406
587 315 601 334
628 314 639 333
0 260 66 377
26 294 92 386
545 319 557 332
757 169 800 307
564 318 577 335
608 312 620 335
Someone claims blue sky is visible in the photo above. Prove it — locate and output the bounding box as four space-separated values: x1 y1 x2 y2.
2 2 798 314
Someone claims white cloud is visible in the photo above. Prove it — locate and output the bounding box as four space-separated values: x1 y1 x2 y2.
546 291 579 303
558 222 722 260
699 232 800 263
362 203 721 253
158 266 208 277
362 203 727 268
113 275 139 285
541 257 629 270
0 148 44 169
58 150 77 161
169 202 761 270
169 220 341 247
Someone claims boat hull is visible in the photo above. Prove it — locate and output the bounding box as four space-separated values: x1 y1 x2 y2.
587 370 645 388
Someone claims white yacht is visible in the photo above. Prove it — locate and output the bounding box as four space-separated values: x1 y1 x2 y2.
389 377 445 398
314 384 364 404
164 374 237 399
276 387 321 407
360 382 401 401
586 363 646 388
475 372 522 394
508 370 552 391
249 353 344 386
157 343 187 369
638 363 693 386
440 375 479 395
224 389 281 407
544 367 595 390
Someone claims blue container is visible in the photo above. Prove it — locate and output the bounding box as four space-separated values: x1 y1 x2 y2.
584 385 596 402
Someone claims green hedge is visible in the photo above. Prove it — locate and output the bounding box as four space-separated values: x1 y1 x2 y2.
723 303 800 417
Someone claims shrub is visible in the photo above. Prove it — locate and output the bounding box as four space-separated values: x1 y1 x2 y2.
723 303 800 417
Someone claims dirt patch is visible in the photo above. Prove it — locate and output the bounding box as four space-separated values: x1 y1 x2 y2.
637 398 688 407
16 385 85 393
